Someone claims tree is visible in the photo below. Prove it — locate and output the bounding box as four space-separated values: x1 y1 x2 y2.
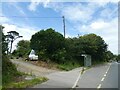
30 28 65 61
116 54 120 61
105 50 114 62
78 34 107 61
12 40 31 57
1 25 18 85
0 25 8 54
6 31 22 54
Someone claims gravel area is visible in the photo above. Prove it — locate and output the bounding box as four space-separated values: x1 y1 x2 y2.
10 59 59 77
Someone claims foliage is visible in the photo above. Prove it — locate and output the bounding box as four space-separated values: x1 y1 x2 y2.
64 34 107 65
104 50 114 62
5 31 22 53
30 28 65 62
12 40 31 58
52 48 66 64
116 54 120 61
78 34 107 62
0 25 7 54
3 77 48 88
1 26 21 86
30 28 109 69
58 60 81 71
2 55 18 85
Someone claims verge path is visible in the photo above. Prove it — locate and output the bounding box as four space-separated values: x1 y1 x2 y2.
11 59 58 77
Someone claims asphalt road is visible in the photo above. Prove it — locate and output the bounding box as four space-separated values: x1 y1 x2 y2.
33 67 82 88
100 62 119 89
76 62 119 89
11 59 119 89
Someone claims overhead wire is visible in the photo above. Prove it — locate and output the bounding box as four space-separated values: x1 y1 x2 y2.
0 16 62 18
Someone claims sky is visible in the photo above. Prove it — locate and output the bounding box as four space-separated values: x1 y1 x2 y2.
0 0 119 54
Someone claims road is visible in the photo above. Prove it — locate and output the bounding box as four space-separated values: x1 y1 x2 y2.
11 59 82 88
33 68 82 88
11 59 119 89
76 62 119 89
100 62 119 89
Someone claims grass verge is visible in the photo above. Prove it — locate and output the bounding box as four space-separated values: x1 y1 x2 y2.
58 61 81 71
2 77 48 89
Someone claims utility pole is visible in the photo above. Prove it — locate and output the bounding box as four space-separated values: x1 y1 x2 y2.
62 16 65 38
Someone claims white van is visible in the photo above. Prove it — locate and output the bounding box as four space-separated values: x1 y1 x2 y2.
28 50 38 60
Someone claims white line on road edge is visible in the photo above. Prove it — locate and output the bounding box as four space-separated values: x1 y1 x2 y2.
104 74 106 77
101 77 105 81
97 84 101 89
72 68 84 88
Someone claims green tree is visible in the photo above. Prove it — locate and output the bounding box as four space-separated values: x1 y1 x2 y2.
12 40 31 58
116 54 120 61
78 34 107 61
30 28 65 62
6 31 22 54
1 25 17 85
0 25 7 54
105 50 114 62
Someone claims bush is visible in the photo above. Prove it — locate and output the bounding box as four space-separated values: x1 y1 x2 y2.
2 55 18 85
58 60 81 71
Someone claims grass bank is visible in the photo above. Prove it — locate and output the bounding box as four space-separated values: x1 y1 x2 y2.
2 77 48 89
2 55 48 89
58 61 81 71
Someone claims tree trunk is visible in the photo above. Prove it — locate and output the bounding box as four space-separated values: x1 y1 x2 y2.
10 40 13 53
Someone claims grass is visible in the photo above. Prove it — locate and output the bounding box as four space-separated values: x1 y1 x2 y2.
2 55 48 89
2 77 48 89
92 60 107 67
58 61 81 71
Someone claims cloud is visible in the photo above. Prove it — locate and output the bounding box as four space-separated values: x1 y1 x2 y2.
90 20 109 30
100 4 118 19
34 2 118 54
2 24 38 51
60 3 94 23
28 0 51 11
28 2 40 11
8 2 27 16
0 12 10 24
78 18 118 54
0 16 10 24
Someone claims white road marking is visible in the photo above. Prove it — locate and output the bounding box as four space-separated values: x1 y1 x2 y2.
97 63 112 89
97 84 101 89
104 74 106 77
72 71 82 88
101 77 105 81
72 68 85 88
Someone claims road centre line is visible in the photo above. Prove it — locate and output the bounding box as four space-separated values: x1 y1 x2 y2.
97 63 112 89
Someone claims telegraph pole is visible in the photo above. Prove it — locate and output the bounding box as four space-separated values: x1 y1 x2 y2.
62 16 65 38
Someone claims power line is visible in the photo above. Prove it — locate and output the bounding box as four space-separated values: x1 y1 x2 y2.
0 16 62 18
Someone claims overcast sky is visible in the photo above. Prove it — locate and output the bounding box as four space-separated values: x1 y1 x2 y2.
0 0 118 54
